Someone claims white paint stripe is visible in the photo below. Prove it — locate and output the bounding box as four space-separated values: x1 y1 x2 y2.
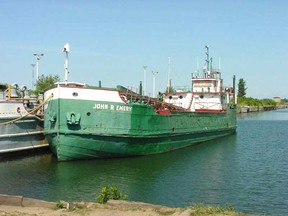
45 87 125 103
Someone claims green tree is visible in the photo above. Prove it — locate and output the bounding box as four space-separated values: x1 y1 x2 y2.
237 78 247 97
166 86 175 93
32 74 60 95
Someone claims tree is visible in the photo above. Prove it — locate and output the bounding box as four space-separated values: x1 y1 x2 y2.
237 78 247 97
32 74 60 95
166 86 175 93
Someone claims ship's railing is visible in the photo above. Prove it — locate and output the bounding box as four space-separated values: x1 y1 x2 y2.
118 86 189 113
0 94 53 126
171 85 191 92
4 84 42 102
192 69 221 80
1 84 45 118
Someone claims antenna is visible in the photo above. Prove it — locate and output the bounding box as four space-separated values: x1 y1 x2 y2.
210 57 213 72
205 45 209 72
63 43 70 81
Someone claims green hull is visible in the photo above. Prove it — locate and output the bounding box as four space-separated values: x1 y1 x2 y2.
44 97 237 161
47 128 235 160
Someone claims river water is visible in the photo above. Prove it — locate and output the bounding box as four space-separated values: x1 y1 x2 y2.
0 109 288 215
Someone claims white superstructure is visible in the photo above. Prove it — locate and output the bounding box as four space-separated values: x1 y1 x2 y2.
164 46 234 113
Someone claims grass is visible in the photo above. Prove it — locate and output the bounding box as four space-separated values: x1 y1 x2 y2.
188 203 251 216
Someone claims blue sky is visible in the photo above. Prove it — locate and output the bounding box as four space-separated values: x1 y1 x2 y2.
1 0 287 98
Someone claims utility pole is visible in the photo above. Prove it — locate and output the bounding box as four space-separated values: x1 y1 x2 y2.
152 71 158 98
143 65 147 95
31 63 36 88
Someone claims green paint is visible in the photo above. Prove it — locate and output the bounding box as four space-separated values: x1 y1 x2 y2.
44 97 236 161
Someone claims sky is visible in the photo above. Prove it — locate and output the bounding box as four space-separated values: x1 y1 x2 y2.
0 0 288 99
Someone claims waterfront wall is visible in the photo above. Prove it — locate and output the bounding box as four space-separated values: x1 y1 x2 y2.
237 105 288 113
0 194 55 208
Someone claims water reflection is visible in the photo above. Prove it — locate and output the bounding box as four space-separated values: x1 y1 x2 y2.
48 134 239 206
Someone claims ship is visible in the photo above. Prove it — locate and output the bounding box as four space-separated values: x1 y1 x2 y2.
43 46 237 161
0 83 48 155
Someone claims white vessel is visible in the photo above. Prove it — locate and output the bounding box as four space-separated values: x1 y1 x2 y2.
0 83 48 154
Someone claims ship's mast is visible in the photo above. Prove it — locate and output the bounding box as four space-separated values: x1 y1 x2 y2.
210 57 213 72
205 45 209 73
63 43 70 81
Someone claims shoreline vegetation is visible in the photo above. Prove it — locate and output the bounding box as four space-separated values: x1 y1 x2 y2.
237 104 287 113
0 194 253 216
237 96 288 113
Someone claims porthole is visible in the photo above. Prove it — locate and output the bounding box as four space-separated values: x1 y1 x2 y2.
169 96 172 99
179 95 183 99
73 92 78 96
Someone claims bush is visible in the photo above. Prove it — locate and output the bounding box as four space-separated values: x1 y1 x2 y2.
96 185 128 204
237 96 276 107
55 200 65 209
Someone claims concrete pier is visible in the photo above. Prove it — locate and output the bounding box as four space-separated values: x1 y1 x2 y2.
237 105 287 113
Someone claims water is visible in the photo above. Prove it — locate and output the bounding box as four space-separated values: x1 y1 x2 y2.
1 109 288 215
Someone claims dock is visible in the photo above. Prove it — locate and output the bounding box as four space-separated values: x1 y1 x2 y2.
237 105 288 113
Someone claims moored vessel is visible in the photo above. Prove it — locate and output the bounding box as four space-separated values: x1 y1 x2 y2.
44 46 237 161
0 83 48 155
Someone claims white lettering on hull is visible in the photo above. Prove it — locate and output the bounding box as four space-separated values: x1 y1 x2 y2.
93 103 132 112
116 105 132 112
93 104 109 110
